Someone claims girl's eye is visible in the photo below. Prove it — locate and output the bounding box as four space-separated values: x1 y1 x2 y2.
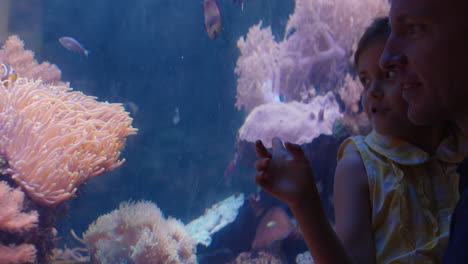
360 76 370 87
385 71 397 80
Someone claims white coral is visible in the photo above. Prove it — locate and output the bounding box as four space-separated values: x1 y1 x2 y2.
83 201 197 264
238 91 342 147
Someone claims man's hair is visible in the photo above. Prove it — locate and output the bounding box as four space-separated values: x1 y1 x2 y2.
354 17 391 67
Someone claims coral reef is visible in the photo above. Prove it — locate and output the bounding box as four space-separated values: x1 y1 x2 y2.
82 201 197 264
0 77 137 206
235 0 389 111
0 35 137 262
0 37 138 206
51 245 89 263
234 0 388 150
186 193 245 247
0 35 62 84
295 251 315 264
235 23 282 112
252 207 293 249
339 73 363 114
228 250 284 264
0 180 38 264
238 92 341 148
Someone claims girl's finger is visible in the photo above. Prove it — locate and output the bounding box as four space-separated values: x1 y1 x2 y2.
285 142 307 161
255 140 272 158
254 171 272 189
254 157 270 171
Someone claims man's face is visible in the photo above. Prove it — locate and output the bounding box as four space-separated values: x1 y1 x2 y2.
380 0 468 126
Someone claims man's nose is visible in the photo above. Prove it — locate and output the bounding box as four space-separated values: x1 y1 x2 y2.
379 44 407 72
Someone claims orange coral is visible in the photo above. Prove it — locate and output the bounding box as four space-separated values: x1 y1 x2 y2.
0 77 137 205
0 244 37 264
0 180 38 264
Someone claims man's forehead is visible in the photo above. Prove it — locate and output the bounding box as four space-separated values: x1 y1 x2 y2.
389 0 437 21
389 0 464 22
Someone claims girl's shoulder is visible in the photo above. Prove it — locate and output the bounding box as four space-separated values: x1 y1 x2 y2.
336 135 366 163
335 136 368 183
340 131 430 166
336 133 392 185
334 142 369 206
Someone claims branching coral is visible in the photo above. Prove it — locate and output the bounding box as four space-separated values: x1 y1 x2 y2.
235 23 282 112
235 0 389 112
0 180 38 264
0 35 62 84
82 201 197 264
339 73 363 114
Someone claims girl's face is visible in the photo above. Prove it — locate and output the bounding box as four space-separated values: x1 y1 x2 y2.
358 39 418 137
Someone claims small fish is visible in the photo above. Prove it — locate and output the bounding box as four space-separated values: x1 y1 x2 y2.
224 152 238 180
266 221 276 227
233 0 244 10
172 107 180 125
58 37 89 57
124 102 139 117
1 63 17 82
202 0 221 39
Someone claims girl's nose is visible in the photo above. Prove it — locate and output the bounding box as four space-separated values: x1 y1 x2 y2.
369 82 383 99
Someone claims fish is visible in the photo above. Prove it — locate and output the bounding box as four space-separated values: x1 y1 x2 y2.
224 152 238 180
233 0 244 10
202 0 221 39
1 63 17 82
124 102 139 117
58 37 89 57
173 107 180 125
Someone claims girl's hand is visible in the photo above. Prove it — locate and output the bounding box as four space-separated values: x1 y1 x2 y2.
254 138 320 207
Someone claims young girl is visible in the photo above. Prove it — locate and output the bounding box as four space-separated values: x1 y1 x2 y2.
254 17 467 264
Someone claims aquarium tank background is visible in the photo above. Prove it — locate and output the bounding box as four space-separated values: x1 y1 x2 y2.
0 0 389 263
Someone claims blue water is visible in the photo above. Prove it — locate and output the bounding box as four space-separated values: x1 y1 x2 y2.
5 0 296 255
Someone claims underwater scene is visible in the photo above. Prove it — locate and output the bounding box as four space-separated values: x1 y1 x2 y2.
0 0 389 263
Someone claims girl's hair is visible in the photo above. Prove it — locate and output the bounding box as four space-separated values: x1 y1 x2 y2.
354 17 391 67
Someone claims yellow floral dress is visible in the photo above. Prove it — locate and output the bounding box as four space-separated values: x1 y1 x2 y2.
337 130 468 264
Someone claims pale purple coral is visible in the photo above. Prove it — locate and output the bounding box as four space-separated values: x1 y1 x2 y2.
235 0 389 112
235 23 282 112
238 92 342 148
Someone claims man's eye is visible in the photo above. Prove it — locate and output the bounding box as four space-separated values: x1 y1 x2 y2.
407 24 425 36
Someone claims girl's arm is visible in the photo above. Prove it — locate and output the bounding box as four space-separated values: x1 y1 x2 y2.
289 151 375 264
254 140 375 264
333 151 376 264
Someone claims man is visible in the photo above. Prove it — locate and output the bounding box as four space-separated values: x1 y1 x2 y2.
379 0 468 262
